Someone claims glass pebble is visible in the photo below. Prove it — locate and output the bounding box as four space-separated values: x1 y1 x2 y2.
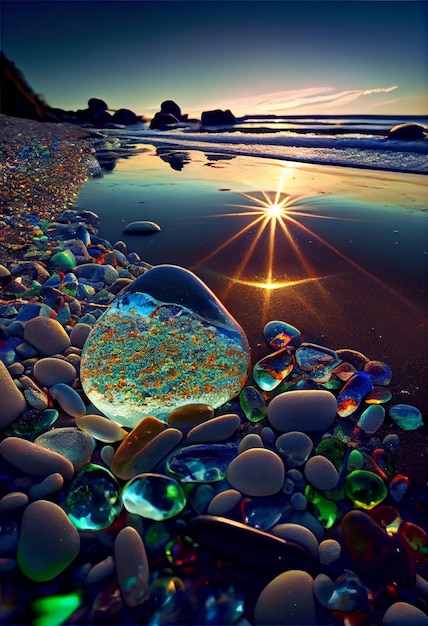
337 371 374 417
357 405 385 434
81 265 250 427
398 521 428 563
344 470 387 510
305 486 338 529
63 463 122 530
389 404 423 430
382 433 401 454
364 386 393 405
263 320 300 349
295 342 341 382
252 347 294 391
10 408 59 437
166 443 238 483
363 360 392 385
122 473 186 521
239 385 267 422
389 473 410 502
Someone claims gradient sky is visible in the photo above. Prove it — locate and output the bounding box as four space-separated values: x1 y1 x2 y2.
1 0 427 118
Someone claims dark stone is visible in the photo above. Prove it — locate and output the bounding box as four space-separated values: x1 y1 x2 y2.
87 98 108 112
187 515 318 576
0 51 47 120
149 112 180 129
387 123 428 141
160 99 182 119
201 109 236 126
111 108 140 125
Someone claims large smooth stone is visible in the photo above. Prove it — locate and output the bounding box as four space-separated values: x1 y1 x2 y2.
0 361 27 429
80 265 250 427
267 389 337 433
253 570 317 625
382 601 428 625
226 448 284 496
17 500 80 582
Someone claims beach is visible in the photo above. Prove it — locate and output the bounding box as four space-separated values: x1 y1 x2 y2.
0 115 427 625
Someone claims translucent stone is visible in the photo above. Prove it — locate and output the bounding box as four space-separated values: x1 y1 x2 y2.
337 372 374 417
344 470 387 510
364 387 392 405
315 437 347 471
305 486 338 529
363 360 392 385
295 343 341 383
398 521 428 563
81 265 250 427
63 463 122 530
357 405 385 434
276 432 313 468
369 505 402 534
326 570 369 612
347 449 365 471
389 404 423 430
10 408 59 437
122 473 186 520
253 347 294 391
242 494 289 530
110 416 165 479
166 443 238 482
389 473 410 502
239 385 267 422
263 320 300 349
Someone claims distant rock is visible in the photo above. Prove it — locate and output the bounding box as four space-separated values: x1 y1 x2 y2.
111 108 141 125
123 221 161 234
149 100 191 129
201 109 236 126
386 123 428 141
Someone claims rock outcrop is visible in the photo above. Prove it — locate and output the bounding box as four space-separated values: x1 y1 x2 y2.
201 109 236 126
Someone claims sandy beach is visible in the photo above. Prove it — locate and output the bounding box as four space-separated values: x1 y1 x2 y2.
0 115 427 625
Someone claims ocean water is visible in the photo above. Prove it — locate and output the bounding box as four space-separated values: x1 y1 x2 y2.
102 114 428 174
73 115 427 414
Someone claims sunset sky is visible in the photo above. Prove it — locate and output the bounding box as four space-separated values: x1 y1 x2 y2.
2 0 427 118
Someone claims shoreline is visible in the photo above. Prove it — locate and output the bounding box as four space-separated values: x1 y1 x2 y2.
0 115 427 624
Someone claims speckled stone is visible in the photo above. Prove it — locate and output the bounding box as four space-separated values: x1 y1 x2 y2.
0 361 27 428
35 427 96 471
23 317 71 355
253 570 317 625
226 448 285 496
267 389 337 433
17 500 80 582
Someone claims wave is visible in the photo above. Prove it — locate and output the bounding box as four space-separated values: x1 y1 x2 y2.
103 117 428 174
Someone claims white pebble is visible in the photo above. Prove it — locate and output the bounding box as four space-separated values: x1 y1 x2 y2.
271 523 319 558
207 489 242 516
227 448 284 497
304 455 339 491
114 526 150 606
267 389 337 433
253 570 317 625
186 413 241 443
318 539 342 565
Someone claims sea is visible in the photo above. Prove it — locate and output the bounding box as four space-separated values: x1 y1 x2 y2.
100 114 428 174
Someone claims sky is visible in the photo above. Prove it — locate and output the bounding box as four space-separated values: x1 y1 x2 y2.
1 0 427 118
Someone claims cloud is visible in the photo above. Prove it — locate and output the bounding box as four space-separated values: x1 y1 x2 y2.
221 85 399 115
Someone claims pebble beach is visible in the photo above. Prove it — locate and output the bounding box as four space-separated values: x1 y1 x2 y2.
0 114 427 626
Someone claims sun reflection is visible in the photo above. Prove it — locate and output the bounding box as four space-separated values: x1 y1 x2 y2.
193 164 422 320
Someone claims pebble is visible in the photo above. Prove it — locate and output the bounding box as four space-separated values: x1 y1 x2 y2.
33 356 77 386
114 526 150 606
0 360 27 428
238 433 264 453
70 322 93 348
122 473 186 520
389 403 423 430
0 492 29 511
318 539 342 565
122 220 161 233
207 489 242 516
23 316 71 355
48 382 86 417
381 602 428 625
34 427 96 471
267 389 337 433
28 473 64 500
304 455 339 491
276 431 313 467
271 523 319 558
253 570 317 625
17 500 80 582
75 414 127 443
186 413 241 443
167 402 215 432
0 436 74 479
226 448 285 496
